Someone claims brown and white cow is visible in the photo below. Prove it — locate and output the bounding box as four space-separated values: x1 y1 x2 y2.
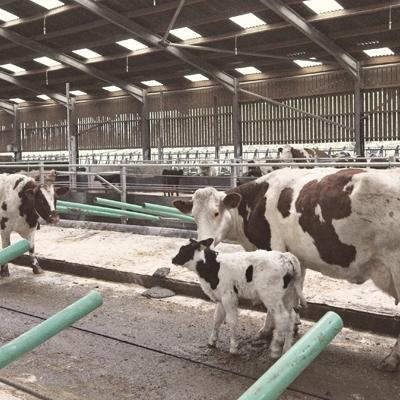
174 167 400 371
279 145 330 161
0 170 68 277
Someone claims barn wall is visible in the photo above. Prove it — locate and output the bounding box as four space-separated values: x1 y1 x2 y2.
1 63 399 152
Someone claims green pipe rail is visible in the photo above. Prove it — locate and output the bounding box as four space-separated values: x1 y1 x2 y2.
57 201 160 222
0 240 30 265
0 291 103 369
94 197 195 223
238 311 343 400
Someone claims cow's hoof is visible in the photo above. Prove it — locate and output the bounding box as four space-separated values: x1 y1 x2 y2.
32 266 43 275
269 350 281 359
207 342 216 349
0 266 10 277
256 329 273 340
229 347 239 355
376 357 400 372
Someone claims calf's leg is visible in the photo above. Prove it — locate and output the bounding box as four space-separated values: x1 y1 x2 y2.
208 302 226 348
269 304 290 359
222 295 239 354
26 232 42 274
282 309 296 354
0 231 10 277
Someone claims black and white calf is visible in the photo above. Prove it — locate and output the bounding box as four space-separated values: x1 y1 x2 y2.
172 239 306 358
0 170 68 277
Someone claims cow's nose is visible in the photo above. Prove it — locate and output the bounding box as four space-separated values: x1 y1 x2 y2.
48 211 60 224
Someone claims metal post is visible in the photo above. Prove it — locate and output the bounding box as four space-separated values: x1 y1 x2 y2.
213 95 220 160
0 291 103 370
120 165 127 224
354 79 365 157
13 104 22 162
66 83 78 189
141 89 151 161
158 91 164 161
39 162 45 185
230 159 238 188
238 312 343 400
232 78 242 160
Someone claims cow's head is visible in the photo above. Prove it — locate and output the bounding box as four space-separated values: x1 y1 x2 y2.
173 187 241 246
21 170 69 225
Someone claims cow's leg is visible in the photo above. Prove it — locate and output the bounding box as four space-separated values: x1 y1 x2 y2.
269 305 290 359
208 302 226 348
222 295 239 354
256 313 274 339
369 261 400 371
0 231 11 277
26 232 42 274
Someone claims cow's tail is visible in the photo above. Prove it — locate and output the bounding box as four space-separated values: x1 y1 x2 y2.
285 252 307 308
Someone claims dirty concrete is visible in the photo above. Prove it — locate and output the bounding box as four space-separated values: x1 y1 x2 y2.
0 267 399 399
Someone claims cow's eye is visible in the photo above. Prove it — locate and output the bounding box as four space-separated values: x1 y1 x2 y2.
214 212 219 217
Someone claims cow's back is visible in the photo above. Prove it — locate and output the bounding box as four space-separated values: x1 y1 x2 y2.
258 168 400 281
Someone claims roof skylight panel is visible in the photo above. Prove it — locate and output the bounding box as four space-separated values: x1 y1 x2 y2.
294 59 323 68
0 64 26 73
363 47 394 57
69 90 87 96
102 85 122 92
229 13 266 29
170 27 202 40
0 8 19 22
141 80 163 87
184 74 209 82
10 98 25 103
235 66 261 75
303 0 343 14
116 39 148 51
34 57 61 67
72 49 101 59
37 94 51 100
29 0 64 10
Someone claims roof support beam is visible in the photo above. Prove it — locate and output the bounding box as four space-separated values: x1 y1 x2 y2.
0 70 68 106
0 27 143 102
161 0 186 44
71 0 235 92
0 100 15 115
258 0 360 80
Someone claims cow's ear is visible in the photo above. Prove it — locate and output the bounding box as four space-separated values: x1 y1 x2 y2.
173 200 193 214
223 192 241 209
55 187 69 197
23 187 36 200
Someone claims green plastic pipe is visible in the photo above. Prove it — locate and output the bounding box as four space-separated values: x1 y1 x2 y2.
142 202 184 215
238 311 343 400
94 197 195 223
57 201 159 221
0 240 30 265
0 291 103 369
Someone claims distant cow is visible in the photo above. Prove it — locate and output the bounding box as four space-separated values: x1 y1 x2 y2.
162 169 183 196
198 162 218 177
0 170 68 277
174 168 400 371
279 145 330 162
172 238 306 357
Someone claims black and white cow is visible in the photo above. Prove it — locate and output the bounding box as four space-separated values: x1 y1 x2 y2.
162 169 184 196
172 238 306 358
174 167 400 371
0 170 68 277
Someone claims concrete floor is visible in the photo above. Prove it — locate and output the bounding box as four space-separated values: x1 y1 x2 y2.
0 267 399 400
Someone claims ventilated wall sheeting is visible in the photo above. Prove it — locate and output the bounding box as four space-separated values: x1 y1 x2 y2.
1 64 400 152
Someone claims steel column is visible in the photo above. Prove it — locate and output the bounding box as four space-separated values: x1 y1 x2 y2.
141 90 151 160
354 79 365 157
66 83 78 188
213 95 220 159
161 0 186 44
13 104 21 161
232 79 242 159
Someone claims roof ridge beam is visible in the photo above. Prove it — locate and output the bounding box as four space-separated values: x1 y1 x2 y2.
259 0 360 79
0 27 143 102
71 0 235 92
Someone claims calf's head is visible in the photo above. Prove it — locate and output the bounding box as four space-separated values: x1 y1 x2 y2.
172 238 213 267
173 187 241 246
